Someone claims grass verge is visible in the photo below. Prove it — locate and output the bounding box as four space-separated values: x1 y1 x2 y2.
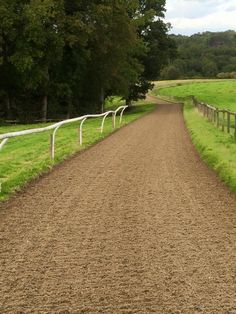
169 96 236 192
184 101 236 192
154 79 236 111
0 102 155 201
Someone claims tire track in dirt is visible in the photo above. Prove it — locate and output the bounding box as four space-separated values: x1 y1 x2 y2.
0 98 235 313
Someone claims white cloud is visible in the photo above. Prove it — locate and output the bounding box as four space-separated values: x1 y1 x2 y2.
165 0 236 35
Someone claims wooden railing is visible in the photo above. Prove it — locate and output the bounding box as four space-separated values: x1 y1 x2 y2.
192 97 236 138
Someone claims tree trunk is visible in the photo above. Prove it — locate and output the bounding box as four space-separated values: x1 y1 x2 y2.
42 95 48 122
100 87 105 113
67 101 72 119
5 94 11 120
126 99 132 107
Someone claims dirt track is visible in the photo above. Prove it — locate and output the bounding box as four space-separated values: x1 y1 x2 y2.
0 99 236 313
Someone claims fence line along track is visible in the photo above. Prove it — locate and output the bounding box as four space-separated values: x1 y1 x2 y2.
155 94 236 138
0 106 128 160
191 97 236 138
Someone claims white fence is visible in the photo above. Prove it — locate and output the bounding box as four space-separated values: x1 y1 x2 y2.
0 106 128 160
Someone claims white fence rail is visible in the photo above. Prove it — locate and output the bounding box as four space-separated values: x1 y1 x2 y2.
0 106 128 160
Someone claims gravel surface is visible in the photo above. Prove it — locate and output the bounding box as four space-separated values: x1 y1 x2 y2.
0 99 235 313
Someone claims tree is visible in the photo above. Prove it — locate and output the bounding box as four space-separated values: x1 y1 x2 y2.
125 0 177 105
80 1 145 112
0 0 28 118
0 0 174 121
11 0 65 121
161 30 236 79
52 0 92 117
160 65 180 80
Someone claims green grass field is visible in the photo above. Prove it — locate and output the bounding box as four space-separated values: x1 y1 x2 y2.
0 102 155 200
154 79 236 111
152 79 236 192
152 79 222 89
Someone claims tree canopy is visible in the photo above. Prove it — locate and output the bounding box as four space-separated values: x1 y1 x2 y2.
160 30 236 80
0 0 174 122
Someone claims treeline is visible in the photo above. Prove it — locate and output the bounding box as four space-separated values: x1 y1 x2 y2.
161 30 236 80
0 0 175 122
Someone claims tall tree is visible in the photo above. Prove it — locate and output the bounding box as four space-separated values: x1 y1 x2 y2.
80 1 144 112
0 0 28 118
52 0 92 117
0 0 174 120
125 0 177 105
12 0 65 121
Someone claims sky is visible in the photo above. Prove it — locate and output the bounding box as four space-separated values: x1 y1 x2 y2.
165 0 236 36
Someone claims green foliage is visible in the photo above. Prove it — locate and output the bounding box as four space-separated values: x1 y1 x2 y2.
126 78 154 105
79 0 144 112
217 72 236 79
161 30 236 79
142 19 176 81
0 0 172 121
160 65 180 80
125 0 177 103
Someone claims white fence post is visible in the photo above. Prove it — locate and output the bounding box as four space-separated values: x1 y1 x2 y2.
100 111 113 134
79 117 87 146
119 106 128 124
50 134 54 160
50 126 60 160
0 138 9 152
112 113 116 129
113 106 128 128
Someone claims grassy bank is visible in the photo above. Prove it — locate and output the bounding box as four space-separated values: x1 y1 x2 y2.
184 101 236 191
152 79 236 192
154 80 236 111
0 102 155 200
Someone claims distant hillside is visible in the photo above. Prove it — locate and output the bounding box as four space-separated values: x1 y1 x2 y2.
160 30 236 79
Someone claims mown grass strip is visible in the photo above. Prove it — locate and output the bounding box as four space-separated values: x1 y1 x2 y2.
0 102 155 201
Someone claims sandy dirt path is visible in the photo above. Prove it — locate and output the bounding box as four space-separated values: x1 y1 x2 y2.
0 99 235 313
